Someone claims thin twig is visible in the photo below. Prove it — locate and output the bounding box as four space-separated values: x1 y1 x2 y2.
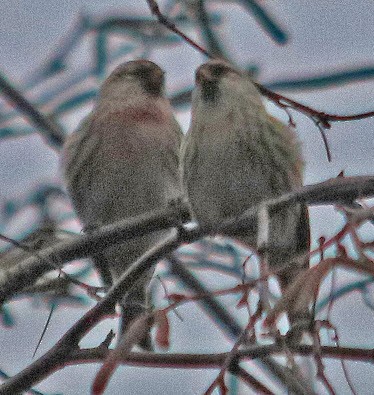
146 0 211 57
0 73 65 148
0 233 102 300
145 0 374 130
204 307 263 395
0 232 182 394
1 176 374 305
257 205 271 312
168 255 313 394
32 296 58 358
229 363 274 394
257 84 374 127
313 322 337 395
332 326 358 395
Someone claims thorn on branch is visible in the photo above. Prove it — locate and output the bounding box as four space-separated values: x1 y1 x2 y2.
99 329 116 349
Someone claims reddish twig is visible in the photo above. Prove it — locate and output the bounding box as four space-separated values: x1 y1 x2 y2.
156 274 183 321
146 0 210 57
0 232 104 300
256 84 374 127
204 307 263 395
313 321 337 395
229 364 274 394
332 327 358 395
237 256 252 313
145 0 374 156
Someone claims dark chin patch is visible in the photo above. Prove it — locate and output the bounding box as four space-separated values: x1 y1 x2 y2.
201 80 220 102
130 67 163 96
140 78 163 96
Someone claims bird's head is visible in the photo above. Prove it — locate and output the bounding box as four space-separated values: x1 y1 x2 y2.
99 60 165 100
193 59 263 115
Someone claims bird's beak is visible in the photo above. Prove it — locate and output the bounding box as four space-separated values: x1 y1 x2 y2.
195 65 221 102
150 67 164 85
196 64 217 86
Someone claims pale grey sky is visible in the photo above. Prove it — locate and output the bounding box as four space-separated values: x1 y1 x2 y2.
0 1 373 394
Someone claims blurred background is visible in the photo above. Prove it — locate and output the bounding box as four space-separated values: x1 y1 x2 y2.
0 1 373 394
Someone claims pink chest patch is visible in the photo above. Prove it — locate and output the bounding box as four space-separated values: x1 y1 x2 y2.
94 106 171 161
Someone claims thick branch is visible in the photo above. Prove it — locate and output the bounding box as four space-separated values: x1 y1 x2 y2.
1 344 372 394
0 233 182 394
0 205 187 304
1 177 374 304
66 345 374 368
222 176 374 235
2 175 374 393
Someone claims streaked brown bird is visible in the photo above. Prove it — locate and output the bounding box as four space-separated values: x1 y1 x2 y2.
62 60 182 349
180 60 310 334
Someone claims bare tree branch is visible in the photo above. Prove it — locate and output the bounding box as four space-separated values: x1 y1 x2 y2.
257 84 374 127
0 72 65 148
0 233 181 394
146 0 374 127
221 175 374 236
1 176 373 305
146 0 211 56
0 204 188 304
1 343 372 394
168 255 313 394
2 172 374 393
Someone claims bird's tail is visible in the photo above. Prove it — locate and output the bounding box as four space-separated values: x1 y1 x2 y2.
271 203 311 341
119 276 154 351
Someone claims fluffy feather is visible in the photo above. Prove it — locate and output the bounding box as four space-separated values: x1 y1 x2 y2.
62 60 182 349
181 60 310 335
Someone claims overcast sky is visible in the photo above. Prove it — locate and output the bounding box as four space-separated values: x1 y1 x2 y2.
0 1 373 394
